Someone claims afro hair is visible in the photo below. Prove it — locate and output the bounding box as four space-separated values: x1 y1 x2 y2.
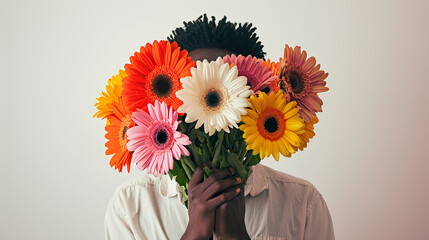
167 14 266 59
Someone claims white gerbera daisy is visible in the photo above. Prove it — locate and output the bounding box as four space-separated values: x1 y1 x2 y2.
176 57 253 136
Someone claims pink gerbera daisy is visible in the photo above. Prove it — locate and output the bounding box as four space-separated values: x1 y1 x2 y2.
280 45 329 122
126 100 191 176
223 54 278 94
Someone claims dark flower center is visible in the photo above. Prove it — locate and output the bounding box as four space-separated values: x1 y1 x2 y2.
264 117 278 133
152 74 173 98
122 126 128 140
156 129 169 144
205 91 221 108
289 72 304 94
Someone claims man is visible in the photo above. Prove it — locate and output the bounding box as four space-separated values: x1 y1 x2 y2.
105 15 335 240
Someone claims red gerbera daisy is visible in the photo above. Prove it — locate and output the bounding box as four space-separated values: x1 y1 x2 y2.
280 45 329 122
105 96 135 172
122 40 196 113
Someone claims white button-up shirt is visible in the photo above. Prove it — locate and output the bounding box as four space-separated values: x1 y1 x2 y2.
104 164 335 240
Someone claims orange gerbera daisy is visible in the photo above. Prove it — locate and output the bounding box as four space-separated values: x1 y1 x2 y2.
260 59 281 94
122 40 196 112
105 96 135 172
280 45 329 122
93 69 127 119
294 116 318 151
261 59 281 76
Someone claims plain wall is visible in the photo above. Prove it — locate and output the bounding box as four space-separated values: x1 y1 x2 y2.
1 0 428 239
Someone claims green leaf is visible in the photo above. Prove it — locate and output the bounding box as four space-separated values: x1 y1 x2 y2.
213 157 221 168
226 152 247 179
188 128 197 142
188 121 197 131
169 161 187 187
206 137 214 154
180 185 188 208
229 127 237 146
178 120 187 134
196 130 205 143
237 141 246 161
217 130 225 144
243 149 254 166
224 131 232 150
201 143 211 163
203 166 214 180
242 166 252 185
169 160 181 175
189 144 201 166
180 156 193 180
233 141 240 153
183 155 196 172
209 134 217 152
219 148 230 169
247 153 261 166
235 128 244 140
212 134 223 167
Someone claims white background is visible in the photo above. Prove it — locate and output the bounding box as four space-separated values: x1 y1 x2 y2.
1 0 428 239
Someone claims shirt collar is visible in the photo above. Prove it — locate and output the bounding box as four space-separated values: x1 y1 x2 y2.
160 174 182 197
161 164 269 198
244 164 269 197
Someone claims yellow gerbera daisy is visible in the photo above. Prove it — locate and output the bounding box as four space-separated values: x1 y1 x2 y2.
94 70 127 119
239 90 305 161
294 115 318 151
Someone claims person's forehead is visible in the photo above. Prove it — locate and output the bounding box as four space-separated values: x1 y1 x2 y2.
188 48 234 61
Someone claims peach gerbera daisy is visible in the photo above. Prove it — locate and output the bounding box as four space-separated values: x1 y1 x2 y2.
280 45 329 122
223 54 278 94
122 40 196 113
105 96 135 172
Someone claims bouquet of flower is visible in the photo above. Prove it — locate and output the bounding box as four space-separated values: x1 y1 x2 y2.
94 40 328 206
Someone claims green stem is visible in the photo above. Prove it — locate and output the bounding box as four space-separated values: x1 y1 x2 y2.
180 157 193 180
212 134 224 167
237 141 246 162
189 144 201 166
243 150 253 166
183 155 196 172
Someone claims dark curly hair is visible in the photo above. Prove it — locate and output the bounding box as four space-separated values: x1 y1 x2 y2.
167 14 266 59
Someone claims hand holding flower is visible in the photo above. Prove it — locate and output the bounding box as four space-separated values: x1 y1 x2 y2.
182 167 241 240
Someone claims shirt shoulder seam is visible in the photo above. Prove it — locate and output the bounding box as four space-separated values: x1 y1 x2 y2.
109 175 161 217
306 188 323 215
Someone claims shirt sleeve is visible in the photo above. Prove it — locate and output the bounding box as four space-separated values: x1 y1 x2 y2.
303 192 335 240
104 193 135 240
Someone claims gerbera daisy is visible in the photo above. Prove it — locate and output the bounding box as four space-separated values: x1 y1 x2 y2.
126 100 191 176
239 90 305 161
105 96 135 172
122 40 196 112
280 45 329 122
223 54 278 94
260 59 282 94
176 58 253 136
294 116 318 151
94 69 127 119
